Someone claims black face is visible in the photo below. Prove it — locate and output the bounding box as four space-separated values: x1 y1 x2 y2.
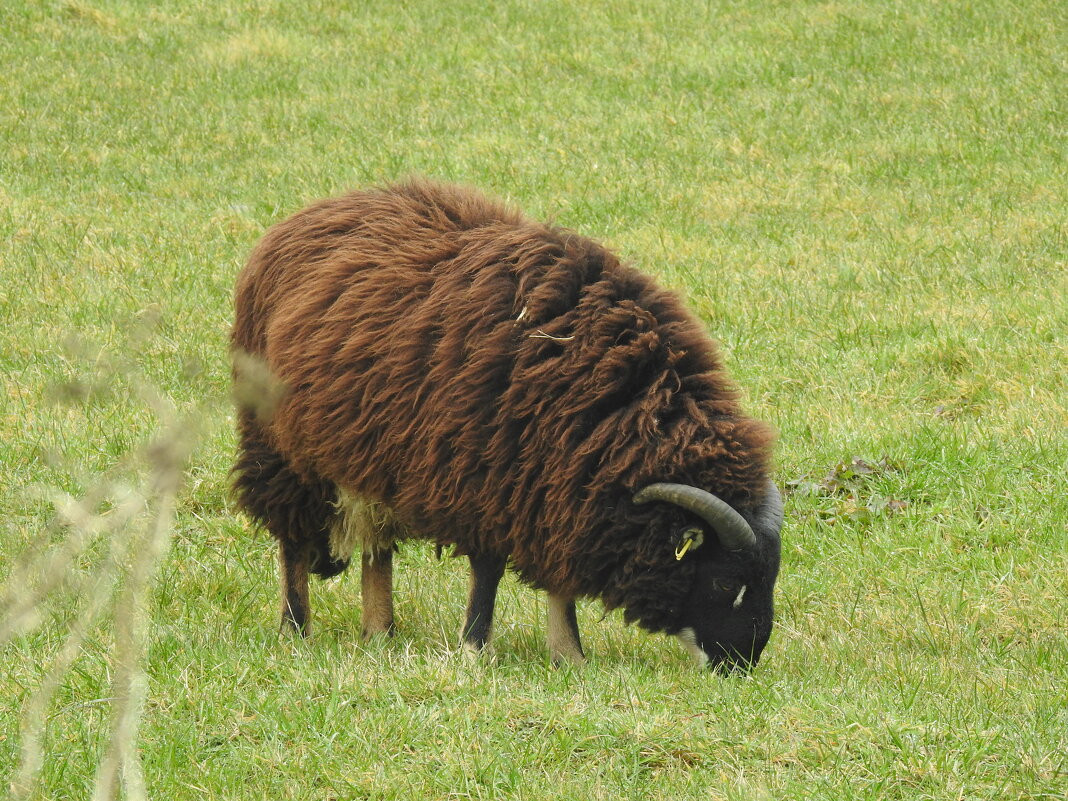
677 513 782 672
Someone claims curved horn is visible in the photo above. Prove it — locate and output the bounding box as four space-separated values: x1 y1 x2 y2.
755 480 784 536
632 483 757 552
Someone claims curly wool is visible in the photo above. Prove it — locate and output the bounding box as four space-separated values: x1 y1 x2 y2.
232 180 774 633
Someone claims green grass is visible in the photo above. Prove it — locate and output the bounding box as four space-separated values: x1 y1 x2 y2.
2 0 1066 798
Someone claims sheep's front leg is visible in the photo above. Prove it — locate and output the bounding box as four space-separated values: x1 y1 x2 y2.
461 553 507 653
360 547 395 638
547 594 585 665
279 540 311 636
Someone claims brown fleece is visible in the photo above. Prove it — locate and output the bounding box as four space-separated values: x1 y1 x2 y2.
232 180 774 633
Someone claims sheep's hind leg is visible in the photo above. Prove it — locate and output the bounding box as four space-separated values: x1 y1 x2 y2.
279 540 312 636
360 547 395 638
461 553 507 653
546 594 585 666
234 414 336 638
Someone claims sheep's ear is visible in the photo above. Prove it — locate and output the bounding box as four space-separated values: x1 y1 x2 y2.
634 483 756 552
674 527 705 560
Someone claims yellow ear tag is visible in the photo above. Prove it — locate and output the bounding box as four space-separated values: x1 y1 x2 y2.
675 529 704 561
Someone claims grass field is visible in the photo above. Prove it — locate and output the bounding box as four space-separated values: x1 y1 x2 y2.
2 0 1066 798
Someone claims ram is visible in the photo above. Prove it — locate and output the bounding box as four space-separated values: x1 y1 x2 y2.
232 180 783 670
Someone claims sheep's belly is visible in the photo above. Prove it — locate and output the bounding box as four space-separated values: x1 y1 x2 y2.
328 488 410 562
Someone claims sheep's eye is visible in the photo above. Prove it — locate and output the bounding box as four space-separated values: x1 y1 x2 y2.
714 581 749 609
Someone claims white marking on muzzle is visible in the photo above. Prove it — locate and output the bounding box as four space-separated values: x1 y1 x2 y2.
732 585 747 609
676 627 709 667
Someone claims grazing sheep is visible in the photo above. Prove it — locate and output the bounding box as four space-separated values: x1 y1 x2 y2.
232 180 783 670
